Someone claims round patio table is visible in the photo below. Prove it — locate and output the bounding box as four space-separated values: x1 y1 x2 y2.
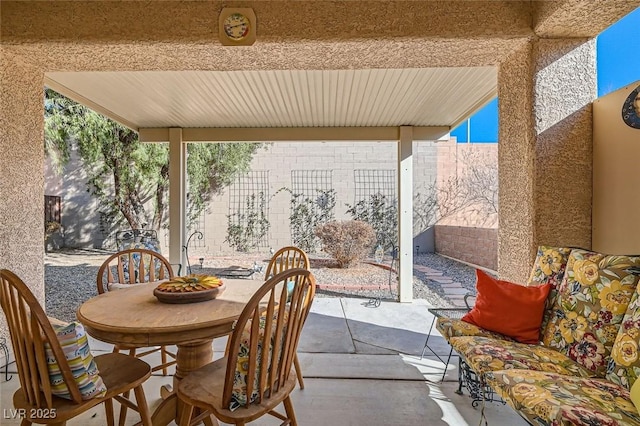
77 278 264 426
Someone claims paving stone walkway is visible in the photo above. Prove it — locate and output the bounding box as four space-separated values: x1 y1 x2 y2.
413 264 472 308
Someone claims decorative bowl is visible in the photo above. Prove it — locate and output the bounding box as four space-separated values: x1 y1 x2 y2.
153 275 225 304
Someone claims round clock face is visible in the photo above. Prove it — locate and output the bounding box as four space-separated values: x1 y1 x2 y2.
622 84 640 129
223 13 250 41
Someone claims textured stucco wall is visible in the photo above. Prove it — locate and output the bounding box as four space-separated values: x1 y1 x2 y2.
5 1 634 43
0 50 45 343
533 1 640 38
497 43 537 283
2 1 533 43
533 39 595 250
498 38 596 283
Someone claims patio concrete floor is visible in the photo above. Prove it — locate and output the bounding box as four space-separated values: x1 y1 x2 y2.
0 297 526 425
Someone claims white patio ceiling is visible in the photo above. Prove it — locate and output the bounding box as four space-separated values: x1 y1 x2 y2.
44 67 496 136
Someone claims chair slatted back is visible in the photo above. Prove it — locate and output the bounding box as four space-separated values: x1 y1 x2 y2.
0 269 83 406
223 268 316 409
264 246 310 279
97 248 174 294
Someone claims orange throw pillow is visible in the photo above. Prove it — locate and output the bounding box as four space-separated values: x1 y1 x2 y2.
462 269 551 344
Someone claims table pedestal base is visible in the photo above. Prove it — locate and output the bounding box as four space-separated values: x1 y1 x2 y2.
150 340 216 425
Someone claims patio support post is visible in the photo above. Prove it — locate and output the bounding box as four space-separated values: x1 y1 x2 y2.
168 128 187 271
398 126 414 303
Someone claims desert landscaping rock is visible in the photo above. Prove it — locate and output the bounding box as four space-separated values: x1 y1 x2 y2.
44 249 476 322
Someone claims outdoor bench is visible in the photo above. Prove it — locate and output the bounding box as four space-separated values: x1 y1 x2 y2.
435 245 640 425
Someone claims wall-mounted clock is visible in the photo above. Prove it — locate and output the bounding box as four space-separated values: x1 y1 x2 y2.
622 84 640 129
219 8 256 46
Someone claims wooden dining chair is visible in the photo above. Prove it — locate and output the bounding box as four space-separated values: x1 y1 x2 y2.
177 268 316 426
0 269 153 425
97 248 177 373
264 246 310 390
265 246 310 279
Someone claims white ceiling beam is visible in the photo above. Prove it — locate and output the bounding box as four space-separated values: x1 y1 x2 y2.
139 126 450 143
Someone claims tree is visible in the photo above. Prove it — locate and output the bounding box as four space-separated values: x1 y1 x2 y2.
44 89 262 234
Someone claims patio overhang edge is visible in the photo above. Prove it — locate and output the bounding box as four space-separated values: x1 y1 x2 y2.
138 126 451 143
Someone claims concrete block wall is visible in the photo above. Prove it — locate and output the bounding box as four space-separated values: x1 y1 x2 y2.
435 225 498 271
179 140 413 256
46 138 499 265
435 141 499 227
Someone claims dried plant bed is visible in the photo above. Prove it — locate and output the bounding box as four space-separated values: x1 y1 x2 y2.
153 274 225 304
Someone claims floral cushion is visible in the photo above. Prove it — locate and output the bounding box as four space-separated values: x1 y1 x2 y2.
527 245 573 288
486 369 640 426
527 246 574 332
607 283 640 390
230 311 287 411
449 336 594 378
435 317 515 344
542 249 640 377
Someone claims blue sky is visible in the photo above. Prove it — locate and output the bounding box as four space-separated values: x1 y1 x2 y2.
451 7 640 143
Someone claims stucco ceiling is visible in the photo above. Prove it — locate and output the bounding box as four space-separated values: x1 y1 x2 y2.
45 67 496 133
18 1 636 138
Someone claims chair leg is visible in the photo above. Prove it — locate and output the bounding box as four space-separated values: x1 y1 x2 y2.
134 385 153 426
161 346 168 376
178 403 194 426
293 354 304 389
203 415 218 426
105 398 115 426
283 395 298 426
115 346 138 425
118 391 130 426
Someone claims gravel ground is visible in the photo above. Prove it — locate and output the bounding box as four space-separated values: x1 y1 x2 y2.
44 249 477 323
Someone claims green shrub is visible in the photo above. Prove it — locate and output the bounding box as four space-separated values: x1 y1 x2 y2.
315 220 375 268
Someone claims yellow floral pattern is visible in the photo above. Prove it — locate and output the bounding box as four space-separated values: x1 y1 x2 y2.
435 317 514 344
527 246 573 331
486 369 640 426
449 336 594 378
542 249 640 376
573 259 600 286
607 285 640 390
527 246 573 287
600 280 631 315
436 246 571 345
230 311 288 411
558 311 588 343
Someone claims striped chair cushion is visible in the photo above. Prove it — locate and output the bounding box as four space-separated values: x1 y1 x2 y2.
44 322 107 400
